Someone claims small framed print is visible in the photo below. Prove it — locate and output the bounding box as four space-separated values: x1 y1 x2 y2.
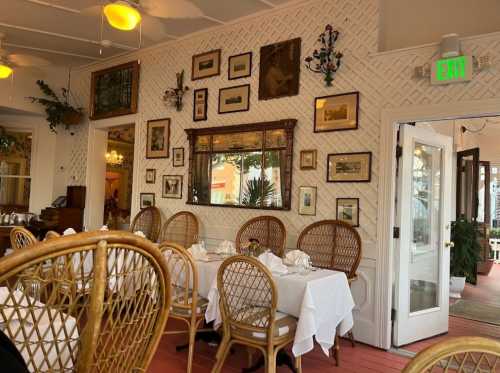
300 150 317 170
228 52 252 80
218 84 250 114
314 92 359 133
191 49 221 81
172 147 184 167
336 198 359 227
327 152 372 183
163 175 183 199
298 186 317 216
140 193 155 209
146 118 170 158
193 88 208 121
145 169 156 184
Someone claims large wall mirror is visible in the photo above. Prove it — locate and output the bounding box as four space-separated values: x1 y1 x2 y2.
185 119 296 210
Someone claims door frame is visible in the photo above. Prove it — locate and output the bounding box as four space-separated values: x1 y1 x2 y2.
377 98 500 349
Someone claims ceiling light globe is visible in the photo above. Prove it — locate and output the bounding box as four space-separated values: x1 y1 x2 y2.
103 1 141 31
0 64 13 79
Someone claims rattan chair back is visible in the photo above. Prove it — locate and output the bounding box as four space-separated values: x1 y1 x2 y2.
235 216 286 257
159 211 199 249
402 336 500 372
0 230 170 373
130 206 162 242
45 230 61 240
297 220 361 278
10 227 38 250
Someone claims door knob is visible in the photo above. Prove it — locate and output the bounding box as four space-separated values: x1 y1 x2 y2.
445 241 455 248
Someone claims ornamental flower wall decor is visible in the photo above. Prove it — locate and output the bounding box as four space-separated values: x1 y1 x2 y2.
163 70 189 111
304 24 343 87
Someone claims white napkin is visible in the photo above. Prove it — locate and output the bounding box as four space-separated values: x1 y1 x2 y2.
100 225 109 231
134 231 146 238
258 252 288 275
63 228 76 236
215 240 236 255
284 250 311 267
188 243 209 261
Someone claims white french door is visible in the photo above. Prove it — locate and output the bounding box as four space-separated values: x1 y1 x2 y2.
393 124 453 347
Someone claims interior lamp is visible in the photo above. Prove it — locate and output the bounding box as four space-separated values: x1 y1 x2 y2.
0 64 13 79
103 1 142 31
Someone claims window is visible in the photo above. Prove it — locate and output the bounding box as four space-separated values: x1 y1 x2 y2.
0 130 32 212
186 119 295 210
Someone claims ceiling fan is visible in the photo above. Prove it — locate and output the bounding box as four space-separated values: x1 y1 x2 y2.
0 33 50 79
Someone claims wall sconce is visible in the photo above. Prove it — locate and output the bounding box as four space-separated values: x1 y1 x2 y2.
163 70 189 111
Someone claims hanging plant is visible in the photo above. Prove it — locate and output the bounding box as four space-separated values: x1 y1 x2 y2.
27 80 83 133
0 126 16 153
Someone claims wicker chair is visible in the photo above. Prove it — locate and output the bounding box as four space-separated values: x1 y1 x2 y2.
160 241 208 373
10 227 38 250
0 231 170 373
402 336 500 372
130 206 162 242
235 216 286 257
297 219 362 364
44 230 61 240
159 211 199 249
212 255 301 373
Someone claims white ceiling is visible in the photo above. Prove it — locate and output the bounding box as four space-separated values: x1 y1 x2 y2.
0 0 293 67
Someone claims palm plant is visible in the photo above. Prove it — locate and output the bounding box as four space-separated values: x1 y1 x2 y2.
241 178 275 207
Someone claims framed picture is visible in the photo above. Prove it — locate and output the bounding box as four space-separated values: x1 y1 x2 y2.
145 169 156 184
140 193 155 209
327 152 372 182
172 147 184 167
90 61 140 120
228 52 252 80
163 175 183 199
298 186 317 216
191 49 221 81
193 88 208 121
218 84 250 114
146 118 170 159
314 92 359 132
259 38 301 100
336 198 360 227
300 150 317 170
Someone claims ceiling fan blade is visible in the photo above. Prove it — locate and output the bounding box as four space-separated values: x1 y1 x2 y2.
8 54 52 67
81 4 103 17
140 15 171 41
141 0 204 19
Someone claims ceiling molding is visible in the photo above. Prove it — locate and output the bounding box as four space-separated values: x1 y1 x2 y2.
25 0 81 14
256 0 277 8
4 42 101 61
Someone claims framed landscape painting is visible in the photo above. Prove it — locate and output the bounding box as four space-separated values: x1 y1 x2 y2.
192 49 221 80
327 152 372 182
146 118 170 159
228 52 252 80
140 193 155 209
218 84 250 114
314 92 359 133
336 198 360 227
300 150 317 170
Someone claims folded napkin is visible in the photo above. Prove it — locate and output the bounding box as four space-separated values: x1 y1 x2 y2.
258 252 288 275
100 225 109 231
188 243 209 261
63 228 76 236
215 240 236 255
134 231 146 238
284 250 311 267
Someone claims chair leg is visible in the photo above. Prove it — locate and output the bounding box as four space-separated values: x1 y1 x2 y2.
348 330 355 347
212 338 231 373
246 347 254 368
187 322 197 373
267 347 276 373
295 355 302 373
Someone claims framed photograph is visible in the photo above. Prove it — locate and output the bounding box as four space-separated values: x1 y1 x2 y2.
162 175 183 199
298 186 317 216
314 92 359 132
327 152 372 182
193 88 208 121
191 49 221 81
146 118 170 159
228 52 252 80
300 150 317 170
259 38 301 100
172 147 184 167
218 84 250 114
90 61 140 120
336 198 360 227
145 169 156 184
140 193 155 209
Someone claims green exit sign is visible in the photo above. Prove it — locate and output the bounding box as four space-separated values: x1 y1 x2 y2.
431 56 472 85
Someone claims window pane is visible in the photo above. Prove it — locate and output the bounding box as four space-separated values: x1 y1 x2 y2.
265 129 287 149
263 150 284 208
195 135 210 152
212 132 262 152
0 177 31 211
192 153 210 204
0 131 32 176
211 154 241 205
241 152 263 207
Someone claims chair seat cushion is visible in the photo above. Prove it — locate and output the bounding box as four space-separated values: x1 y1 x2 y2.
170 293 208 317
232 312 297 341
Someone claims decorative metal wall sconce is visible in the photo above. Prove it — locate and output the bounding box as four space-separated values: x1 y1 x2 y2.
163 70 189 111
304 24 343 87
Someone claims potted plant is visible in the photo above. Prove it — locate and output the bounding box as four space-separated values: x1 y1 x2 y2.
449 216 481 298
28 80 83 132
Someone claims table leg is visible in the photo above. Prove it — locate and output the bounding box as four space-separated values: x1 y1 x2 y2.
242 350 297 373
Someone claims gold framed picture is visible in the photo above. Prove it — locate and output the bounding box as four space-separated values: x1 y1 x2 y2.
162 175 183 199
193 88 208 121
228 52 252 80
336 198 359 227
327 152 372 182
298 186 317 216
218 84 250 114
314 91 359 132
172 147 184 167
145 169 156 184
140 193 155 209
191 49 221 80
300 150 317 170
146 118 170 159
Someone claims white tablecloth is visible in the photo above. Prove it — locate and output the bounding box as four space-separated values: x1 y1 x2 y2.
195 258 355 357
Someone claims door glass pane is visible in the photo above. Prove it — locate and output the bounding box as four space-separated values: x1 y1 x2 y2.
410 143 442 313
